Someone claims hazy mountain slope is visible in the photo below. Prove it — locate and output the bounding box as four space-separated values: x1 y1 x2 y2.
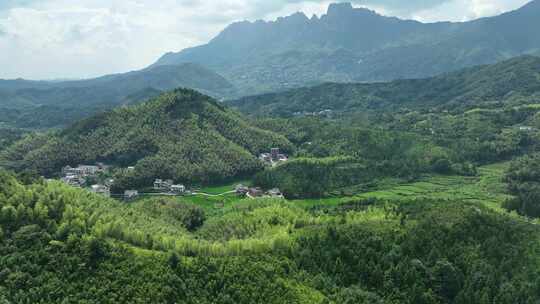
62 63 235 97
154 1 540 95
0 106 107 129
0 89 292 186
227 55 540 117
0 63 235 128
0 63 234 109
355 0 540 81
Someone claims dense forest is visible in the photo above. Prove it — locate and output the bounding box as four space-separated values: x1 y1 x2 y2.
0 89 292 189
0 170 538 303
503 153 540 217
0 128 25 153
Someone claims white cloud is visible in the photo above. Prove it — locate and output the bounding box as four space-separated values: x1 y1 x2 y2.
412 0 530 22
0 0 232 79
0 0 532 79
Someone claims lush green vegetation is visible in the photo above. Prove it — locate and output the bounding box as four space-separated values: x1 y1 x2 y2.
2 33 540 303
290 162 513 214
0 89 292 190
503 153 540 218
249 102 537 197
254 157 367 198
0 166 538 303
0 128 26 153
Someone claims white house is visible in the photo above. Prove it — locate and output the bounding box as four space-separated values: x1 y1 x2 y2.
78 165 100 176
154 179 174 191
90 185 110 197
267 188 283 198
170 184 186 194
124 190 139 200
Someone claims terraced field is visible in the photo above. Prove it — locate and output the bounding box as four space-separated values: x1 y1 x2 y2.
292 162 513 212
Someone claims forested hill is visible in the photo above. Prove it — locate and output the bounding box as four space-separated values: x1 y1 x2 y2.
228 55 540 117
0 63 235 129
153 1 540 96
0 89 292 187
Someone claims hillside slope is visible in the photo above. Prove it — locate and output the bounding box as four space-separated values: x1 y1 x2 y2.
154 1 540 96
228 56 540 117
0 89 292 186
1 167 539 303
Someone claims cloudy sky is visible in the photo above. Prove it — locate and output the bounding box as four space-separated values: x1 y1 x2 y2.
0 0 531 80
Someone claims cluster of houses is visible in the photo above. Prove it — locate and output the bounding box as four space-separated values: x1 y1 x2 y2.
62 164 99 187
61 164 112 197
60 163 195 201
235 184 283 199
153 179 187 194
519 126 536 132
259 148 288 166
121 179 188 202
293 109 333 118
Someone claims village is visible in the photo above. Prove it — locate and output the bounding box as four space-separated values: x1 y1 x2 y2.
293 109 333 118
61 164 113 197
57 148 289 201
258 147 288 167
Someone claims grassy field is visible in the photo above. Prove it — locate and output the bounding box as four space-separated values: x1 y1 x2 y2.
129 180 251 214
197 179 251 195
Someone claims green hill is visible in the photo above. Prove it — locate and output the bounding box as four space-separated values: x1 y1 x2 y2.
0 89 292 187
228 56 540 117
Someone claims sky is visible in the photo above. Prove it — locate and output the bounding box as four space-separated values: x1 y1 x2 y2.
0 0 532 80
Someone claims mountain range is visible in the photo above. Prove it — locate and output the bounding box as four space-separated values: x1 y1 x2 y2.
155 1 540 95
227 55 540 117
2 1 540 128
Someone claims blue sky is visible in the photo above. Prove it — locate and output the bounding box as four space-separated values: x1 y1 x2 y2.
0 0 34 10
0 0 532 79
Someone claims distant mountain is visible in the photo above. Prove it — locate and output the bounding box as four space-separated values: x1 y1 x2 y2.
0 105 106 129
227 55 540 117
0 63 235 128
154 1 540 96
0 89 292 187
122 87 164 106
